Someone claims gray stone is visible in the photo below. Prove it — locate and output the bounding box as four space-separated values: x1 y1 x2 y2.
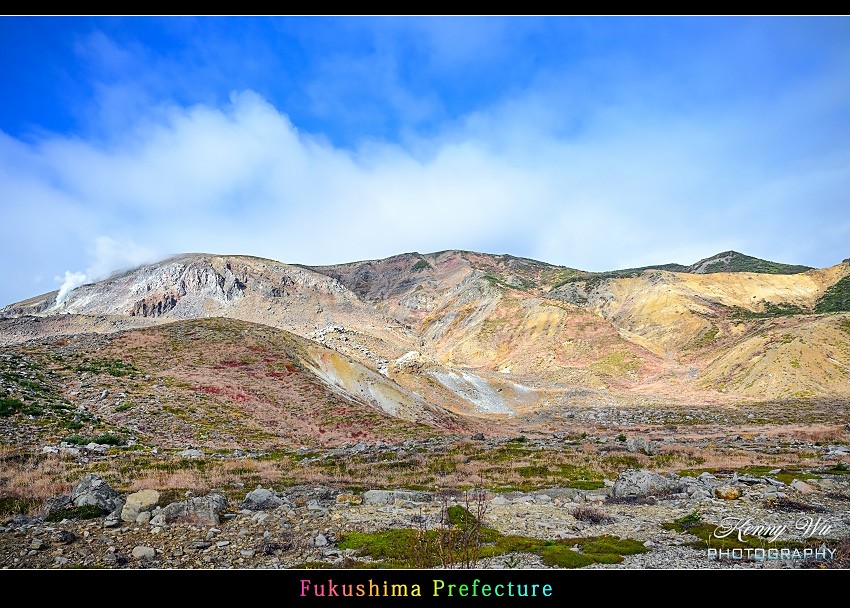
51 530 76 544
626 437 660 455
150 493 229 526
132 546 156 559
612 469 681 498
70 474 123 513
239 485 284 511
178 449 204 458
361 490 431 505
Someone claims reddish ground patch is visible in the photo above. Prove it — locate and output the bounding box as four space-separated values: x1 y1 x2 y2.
218 360 250 368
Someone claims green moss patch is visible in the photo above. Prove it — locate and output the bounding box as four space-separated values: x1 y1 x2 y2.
339 522 646 569
662 522 812 552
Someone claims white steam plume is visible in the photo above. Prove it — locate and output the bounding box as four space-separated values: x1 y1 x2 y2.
55 271 88 304
54 236 158 306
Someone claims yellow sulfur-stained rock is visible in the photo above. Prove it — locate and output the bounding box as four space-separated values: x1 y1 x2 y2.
714 486 742 500
335 494 363 505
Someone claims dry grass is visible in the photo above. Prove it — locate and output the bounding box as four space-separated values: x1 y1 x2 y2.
789 427 849 443
0 428 838 521
0 453 78 516
0 454 75 501
571 506 614 524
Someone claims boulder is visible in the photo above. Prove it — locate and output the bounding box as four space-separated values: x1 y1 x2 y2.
361 490 432 505
150 494 228 526
626 438 660 456
122 489 160 522
612 469 680 498
714 486 742 500
69 474 124 514
791 480 814 494
238 485 284 511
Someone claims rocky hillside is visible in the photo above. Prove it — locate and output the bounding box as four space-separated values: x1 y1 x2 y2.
684 251 814 275
3 250 850 417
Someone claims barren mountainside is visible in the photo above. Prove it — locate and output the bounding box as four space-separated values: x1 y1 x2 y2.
2 249 850 425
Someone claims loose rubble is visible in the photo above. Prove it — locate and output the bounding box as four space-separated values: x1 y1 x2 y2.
2 467 848 570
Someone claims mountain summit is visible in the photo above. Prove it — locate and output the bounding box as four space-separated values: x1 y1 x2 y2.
684 251 813 275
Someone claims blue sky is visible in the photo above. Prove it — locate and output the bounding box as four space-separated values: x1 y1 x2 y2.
1 16 849 306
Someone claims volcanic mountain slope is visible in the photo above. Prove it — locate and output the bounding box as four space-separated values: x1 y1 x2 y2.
0 254 422 374
0 317 471 451
3 249 850 414
311 250 850 402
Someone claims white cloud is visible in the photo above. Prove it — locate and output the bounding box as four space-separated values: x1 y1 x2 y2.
2 84 849 308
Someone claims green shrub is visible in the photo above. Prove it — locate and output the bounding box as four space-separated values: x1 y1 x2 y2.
0 397 23 417
816 276 850 313
64 433 122 446
45 504 106 522
0 496 42 517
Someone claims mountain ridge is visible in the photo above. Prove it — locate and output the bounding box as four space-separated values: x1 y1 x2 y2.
2 249 849 422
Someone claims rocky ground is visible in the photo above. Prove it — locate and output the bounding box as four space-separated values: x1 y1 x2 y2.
2 451 849 570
